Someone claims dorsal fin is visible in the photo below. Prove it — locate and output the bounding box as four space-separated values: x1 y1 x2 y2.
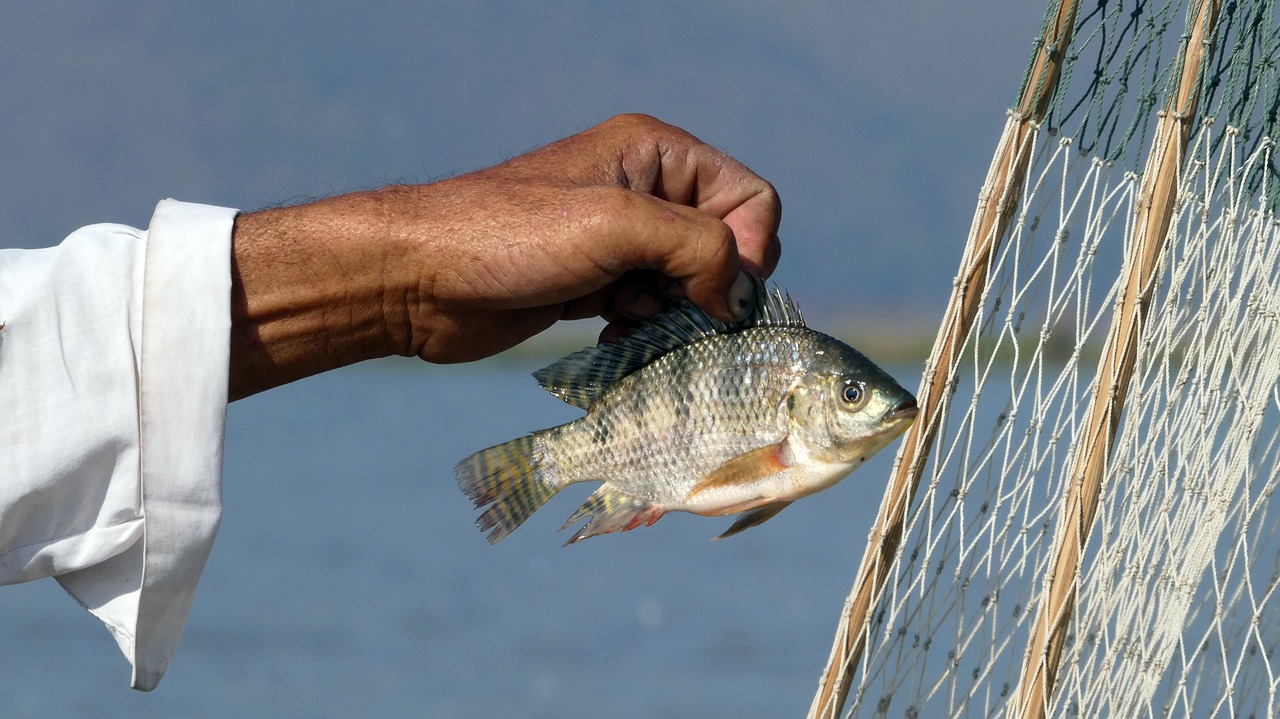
533 277 804 410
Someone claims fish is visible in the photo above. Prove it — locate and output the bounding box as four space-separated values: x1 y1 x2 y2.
455 278 918 545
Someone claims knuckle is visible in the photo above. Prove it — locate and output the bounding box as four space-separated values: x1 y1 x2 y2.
604 113 695 150
707 217 736 247
605 112 662 132
714 227 738 267
757 180 782 214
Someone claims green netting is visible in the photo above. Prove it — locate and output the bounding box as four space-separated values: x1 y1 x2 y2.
1019 0 1280 205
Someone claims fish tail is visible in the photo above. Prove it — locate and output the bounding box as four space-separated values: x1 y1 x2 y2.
455 434 559 544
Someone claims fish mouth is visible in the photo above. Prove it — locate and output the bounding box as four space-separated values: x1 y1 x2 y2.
887 396 919 423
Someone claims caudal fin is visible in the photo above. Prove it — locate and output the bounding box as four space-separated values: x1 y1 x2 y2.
455 435 559 543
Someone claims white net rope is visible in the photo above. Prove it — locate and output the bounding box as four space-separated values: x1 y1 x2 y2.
811 1 1280 716
1063 127 1280 717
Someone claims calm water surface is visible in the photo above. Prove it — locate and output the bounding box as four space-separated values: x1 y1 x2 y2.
0 356 914 718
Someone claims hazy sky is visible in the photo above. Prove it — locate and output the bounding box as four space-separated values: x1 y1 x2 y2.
1 1 1045 321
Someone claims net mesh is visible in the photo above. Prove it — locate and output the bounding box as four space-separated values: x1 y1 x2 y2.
809 1 1280 716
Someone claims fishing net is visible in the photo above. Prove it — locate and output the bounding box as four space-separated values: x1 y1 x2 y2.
808 1 1280 716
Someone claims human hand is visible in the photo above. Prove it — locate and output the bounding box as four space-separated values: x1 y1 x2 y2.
229 114 781 398
392 113 782 362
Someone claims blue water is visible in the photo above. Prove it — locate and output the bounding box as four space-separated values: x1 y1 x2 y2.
0 356 908 718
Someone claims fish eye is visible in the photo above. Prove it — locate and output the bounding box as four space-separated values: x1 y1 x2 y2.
841 381 868 408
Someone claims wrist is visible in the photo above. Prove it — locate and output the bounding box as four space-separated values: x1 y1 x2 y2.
228 190 414 399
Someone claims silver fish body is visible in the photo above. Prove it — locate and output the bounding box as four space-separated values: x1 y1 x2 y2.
456 281 917 544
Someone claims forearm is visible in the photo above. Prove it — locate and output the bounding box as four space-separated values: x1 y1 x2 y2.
228 189 414 400
226 115 782 398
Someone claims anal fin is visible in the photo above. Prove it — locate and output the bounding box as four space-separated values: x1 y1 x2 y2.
713 501 793 541
561 485 666 545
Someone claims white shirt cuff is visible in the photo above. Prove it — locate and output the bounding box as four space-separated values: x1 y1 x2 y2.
55 199 235 691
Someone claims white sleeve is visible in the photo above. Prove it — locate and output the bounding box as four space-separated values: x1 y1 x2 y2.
0 199 237 691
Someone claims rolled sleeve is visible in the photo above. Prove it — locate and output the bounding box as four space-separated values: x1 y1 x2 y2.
0 199 236 690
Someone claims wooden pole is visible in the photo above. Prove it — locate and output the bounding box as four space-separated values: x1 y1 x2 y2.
1008 2 1222 717
806 2 1080 717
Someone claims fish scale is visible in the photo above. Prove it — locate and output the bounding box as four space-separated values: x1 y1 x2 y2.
455 279 918 545
545 330 797 503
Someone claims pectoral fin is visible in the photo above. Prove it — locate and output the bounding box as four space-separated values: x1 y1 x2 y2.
685 441 789 502
713 501 793 540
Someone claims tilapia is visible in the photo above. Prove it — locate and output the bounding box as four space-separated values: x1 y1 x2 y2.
455 279 918 545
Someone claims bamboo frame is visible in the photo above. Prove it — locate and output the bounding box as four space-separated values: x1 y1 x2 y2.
806 2 1081 717
1009 2 1223 716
